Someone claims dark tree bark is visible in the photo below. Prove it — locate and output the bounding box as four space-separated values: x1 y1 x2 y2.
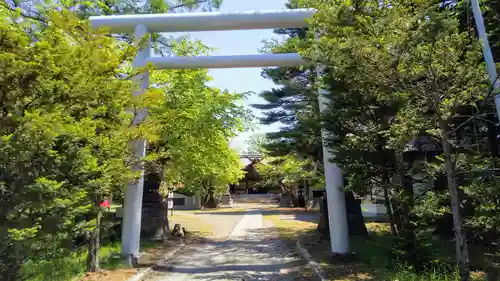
86 206 101 272
392 151 418 265
0 256 21 281
160 199 170 240
486 114 499 157
379 118 398 236
318 193 330 238
203 181 218 208
382 171 398 236
439 119 470 281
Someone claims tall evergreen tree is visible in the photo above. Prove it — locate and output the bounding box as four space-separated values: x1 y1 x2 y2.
252 0 322 162
303 1 495 280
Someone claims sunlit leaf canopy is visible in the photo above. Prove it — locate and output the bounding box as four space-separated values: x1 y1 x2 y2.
0 1 248 278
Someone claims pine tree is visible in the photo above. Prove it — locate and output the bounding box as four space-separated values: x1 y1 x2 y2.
252 0 323 163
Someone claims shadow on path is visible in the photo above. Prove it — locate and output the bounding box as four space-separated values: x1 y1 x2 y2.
143 227 312 281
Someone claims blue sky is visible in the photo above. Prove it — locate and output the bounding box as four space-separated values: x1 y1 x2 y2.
170 0 289 152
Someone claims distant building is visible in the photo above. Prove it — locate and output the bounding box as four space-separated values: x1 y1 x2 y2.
231 159 262 194
168 192 201 210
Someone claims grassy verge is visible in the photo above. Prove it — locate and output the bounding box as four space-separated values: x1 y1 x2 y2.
190 207 247 213
350 223 488 281
263 208 487 281
169 211 215 238
22 240 162 281
21 208 227 281
263 213 317 240
303 223 487 281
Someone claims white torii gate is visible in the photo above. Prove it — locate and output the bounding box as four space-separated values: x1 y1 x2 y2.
89 9 349 259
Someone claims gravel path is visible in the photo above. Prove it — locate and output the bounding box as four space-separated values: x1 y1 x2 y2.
142 209 308 281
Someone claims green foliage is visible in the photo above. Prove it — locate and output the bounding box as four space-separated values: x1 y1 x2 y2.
22 240 160 281
462 157 500 237
252 1 323 163
351 223 489 281
299 0 500 279
244 133 268 155
0 0 248 279
251 1 327 201
22 243 122 281
257 154 322 204
145 39 247 203
1 0 223 56
0 7 142 279
255 0 500 279
258 155 316 187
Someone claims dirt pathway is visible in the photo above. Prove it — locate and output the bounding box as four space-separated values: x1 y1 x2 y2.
141 208 310 281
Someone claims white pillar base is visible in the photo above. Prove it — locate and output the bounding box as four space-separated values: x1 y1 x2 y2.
322 146 349 254
121 139 147 257
318 90 349 254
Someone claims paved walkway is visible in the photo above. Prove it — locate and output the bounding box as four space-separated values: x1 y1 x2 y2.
142 209 308 281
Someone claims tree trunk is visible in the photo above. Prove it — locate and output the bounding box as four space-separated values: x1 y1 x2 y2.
86 207 101 272
394 151 416 264
1 254 21 281
290 184 298 206
160 200 170 239
382 170 398 236
486 114 498 158
281 183 298 207
164 202 170 231
439 119 470 281
345 191 368 236
377 119 398 236
203 181 218 208
317 193 330 238
305 179 310 211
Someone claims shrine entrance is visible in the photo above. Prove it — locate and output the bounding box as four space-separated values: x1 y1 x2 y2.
89 8 349 258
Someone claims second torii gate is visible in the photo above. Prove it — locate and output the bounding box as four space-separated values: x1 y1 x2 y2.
89 8 349 259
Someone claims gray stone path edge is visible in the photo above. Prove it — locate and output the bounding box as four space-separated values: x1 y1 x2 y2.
295 240 328 281
127 242 185 281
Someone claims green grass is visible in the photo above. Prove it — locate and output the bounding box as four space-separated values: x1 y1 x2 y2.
169 211 215 237
346 223 487 281
263 213 317 240
261 208 475 281
22 243 121 281
390 268 460 281
22 241 158 281
175 207 247 214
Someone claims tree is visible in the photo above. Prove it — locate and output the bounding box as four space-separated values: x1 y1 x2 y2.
1 0 223 55
257 154 320 206
0 0 248 277
244 133 268 155
449 0 500 62
387 6 487 279
303 1 490 280
0 7 143 278
252 0 323 163
145 39 247 209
